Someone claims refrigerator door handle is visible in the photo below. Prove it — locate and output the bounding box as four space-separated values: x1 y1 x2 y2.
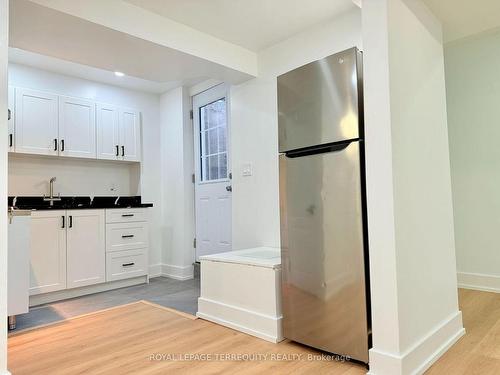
285 139 356 158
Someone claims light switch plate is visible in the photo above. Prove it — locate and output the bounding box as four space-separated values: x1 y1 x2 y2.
242 163 252 177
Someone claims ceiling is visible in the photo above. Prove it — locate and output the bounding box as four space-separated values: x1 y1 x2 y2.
9 0 254 93
8 48 189 94
423 0 500 43
124 0 357 51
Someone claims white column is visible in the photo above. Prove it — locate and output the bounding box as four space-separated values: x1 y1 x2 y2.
362 0 464 374
159 87 195 279
0 0 9 373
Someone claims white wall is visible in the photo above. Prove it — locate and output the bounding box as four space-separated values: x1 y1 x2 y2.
363 0 463 374
230 7 362 250
0 1 8 373
9 155 140 196
444 29 500 292
8 64 163 267
159 86 195 279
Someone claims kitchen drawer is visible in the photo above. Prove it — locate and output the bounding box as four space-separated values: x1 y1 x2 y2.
105 208 147 224
106 222 148 252
106 249 147 281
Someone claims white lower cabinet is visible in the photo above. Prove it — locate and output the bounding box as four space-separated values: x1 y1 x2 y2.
30 208 148 299
106 249 148 281
30 211 67 295
105 208 148 282
66 210 105 289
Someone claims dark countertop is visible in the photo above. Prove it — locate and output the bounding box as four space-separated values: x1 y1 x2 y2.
8 196 153 211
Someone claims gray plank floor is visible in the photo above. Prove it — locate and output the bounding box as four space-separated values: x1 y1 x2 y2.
13 276 200 331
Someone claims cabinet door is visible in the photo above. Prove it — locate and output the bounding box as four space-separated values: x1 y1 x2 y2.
120 108 141 162
97 103 120 160
8 86 14 151
66 210 105 289
15 88 58 155
59 96 96 158
30 210 67 295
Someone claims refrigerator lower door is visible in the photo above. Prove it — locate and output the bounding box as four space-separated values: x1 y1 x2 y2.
279 141 369 363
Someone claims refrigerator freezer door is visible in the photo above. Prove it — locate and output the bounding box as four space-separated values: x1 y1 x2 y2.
278 47 362 153
279 141 368 363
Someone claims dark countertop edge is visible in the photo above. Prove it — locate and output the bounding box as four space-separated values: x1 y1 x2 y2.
8 204 154 211
8 196 153 210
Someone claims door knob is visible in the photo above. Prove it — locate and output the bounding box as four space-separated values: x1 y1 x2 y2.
226 185 232 192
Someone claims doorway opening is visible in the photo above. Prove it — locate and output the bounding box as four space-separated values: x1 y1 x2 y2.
192 84 232 261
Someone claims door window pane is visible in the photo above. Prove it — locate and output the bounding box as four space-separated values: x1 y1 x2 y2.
219 153 227 179
199 97 228 182
209 155 219 180
218 127 226 152
208 128 218 154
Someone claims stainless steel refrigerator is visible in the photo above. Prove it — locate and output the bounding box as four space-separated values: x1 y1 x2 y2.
278 47 370 363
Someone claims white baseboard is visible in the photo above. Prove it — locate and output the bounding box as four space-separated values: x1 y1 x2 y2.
457 272 500 293
149 263 163 278
149 263 194 281
197 297 283 343
368 311 465 375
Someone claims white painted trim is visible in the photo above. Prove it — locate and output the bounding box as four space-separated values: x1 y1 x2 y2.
148 263 163 278
0 1 8 373
197 297 283 343
161 263 194 280
149 263 194 280
368 311 465 375
457 272 500 293
188 79 223 97
1 371 11 375
29 276 148 306
352 0 362 8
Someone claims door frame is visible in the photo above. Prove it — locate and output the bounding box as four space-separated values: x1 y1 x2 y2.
191 83 232 261
1 0 9 371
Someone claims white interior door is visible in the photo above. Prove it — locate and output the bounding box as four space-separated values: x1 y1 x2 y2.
193 85 232 261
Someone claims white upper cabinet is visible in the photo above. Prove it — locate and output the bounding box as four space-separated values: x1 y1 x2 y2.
66 210 105 289
120 108 141 162
59 96 96 159
97 103 120 160
8 86 14 150
12 86 141 162
15 88 58 156
97 105 141 162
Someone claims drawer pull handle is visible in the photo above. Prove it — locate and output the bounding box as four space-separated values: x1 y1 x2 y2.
122 214 134 217
122 234 134 238
122 262 135 267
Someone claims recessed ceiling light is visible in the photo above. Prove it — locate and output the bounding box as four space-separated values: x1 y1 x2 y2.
114 71 125 77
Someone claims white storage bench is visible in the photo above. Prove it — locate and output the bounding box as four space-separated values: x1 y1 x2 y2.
197 247 283 343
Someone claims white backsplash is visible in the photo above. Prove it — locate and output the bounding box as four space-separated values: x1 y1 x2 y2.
8 154 140 197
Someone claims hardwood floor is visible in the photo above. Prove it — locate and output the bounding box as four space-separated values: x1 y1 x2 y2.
8 289 500 374
426 288 500 374
8 301 366 375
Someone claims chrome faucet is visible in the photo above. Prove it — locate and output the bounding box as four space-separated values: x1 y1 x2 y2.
43 177 61 206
